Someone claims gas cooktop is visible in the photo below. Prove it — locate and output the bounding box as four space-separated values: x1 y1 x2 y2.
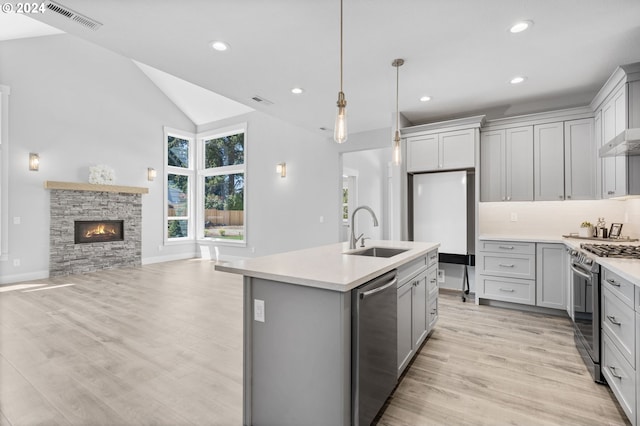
580 243 640 259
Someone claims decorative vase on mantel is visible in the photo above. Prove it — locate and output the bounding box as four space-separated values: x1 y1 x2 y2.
88 164 115 185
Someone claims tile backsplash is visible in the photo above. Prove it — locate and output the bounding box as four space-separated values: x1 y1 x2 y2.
479 198 640 239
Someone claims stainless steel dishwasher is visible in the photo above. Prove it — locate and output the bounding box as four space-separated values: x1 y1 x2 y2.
352 269 398 426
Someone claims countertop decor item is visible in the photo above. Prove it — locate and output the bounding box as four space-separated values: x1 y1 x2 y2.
579 221 593 238
89 164 115 185
609 223 623 239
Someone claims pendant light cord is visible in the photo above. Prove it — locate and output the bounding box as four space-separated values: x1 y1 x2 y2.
396 63 399 133
340 0 343 93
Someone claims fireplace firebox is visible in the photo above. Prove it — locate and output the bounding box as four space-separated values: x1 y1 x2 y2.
74 220 124 244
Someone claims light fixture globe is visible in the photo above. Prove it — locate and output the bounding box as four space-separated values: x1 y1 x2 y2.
392 58 404 165
333 0 348 144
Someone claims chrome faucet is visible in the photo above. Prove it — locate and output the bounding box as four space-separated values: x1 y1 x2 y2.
350 205 379 249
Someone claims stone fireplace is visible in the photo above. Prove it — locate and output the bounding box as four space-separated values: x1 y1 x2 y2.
46 181 148 276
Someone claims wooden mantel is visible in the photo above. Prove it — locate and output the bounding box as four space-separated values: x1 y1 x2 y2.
44 181 149 194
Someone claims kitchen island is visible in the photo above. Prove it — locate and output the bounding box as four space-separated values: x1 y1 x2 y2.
215 240 439 426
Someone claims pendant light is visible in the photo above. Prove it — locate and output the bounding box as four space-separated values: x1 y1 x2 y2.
334 0 348 143
392 58 404 165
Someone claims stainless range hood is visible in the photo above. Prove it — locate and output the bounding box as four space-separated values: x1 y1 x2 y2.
599 128 640 157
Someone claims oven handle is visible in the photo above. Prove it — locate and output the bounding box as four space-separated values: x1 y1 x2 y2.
570 264 593 281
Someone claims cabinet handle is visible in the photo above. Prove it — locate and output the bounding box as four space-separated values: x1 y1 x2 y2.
608 191 615 195
606 279 620 287
499 263 515 268
567 195 571 199
498 246 514 250
431 309 437 314
507 196 511 201
499 288 515 292
558 195 564 199
608 366 623 379
607 315 621 326
430 279 437 283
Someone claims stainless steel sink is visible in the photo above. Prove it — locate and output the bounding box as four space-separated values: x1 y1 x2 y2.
347 247 408 258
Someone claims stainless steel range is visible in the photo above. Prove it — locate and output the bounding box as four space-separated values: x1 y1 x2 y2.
580 243 640 259
569 247 603 383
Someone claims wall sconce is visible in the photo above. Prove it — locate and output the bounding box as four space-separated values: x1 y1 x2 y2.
276 162 286 178
147 167 157 181
29 153 40 171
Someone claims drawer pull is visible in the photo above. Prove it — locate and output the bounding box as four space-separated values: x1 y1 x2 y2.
606 315 621 326
499 263 515 268
608 365 623 379
606 279 620 287
499 288 515 293
498 246 514 250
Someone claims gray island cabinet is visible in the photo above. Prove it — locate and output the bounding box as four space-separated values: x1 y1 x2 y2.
215 240 439 426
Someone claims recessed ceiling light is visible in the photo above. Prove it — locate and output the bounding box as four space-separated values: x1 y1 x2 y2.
510 76 527 84
291 87 304 94
509 20 533 33
420 95 432 102
211 41 229 51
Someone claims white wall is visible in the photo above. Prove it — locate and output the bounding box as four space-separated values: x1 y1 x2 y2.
196 112 340 259
342 148 391 243
0 34 198 283
479 199 640 239
0 33 346 283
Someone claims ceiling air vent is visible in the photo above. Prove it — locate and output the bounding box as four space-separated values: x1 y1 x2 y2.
45 1 103 31
250 96 274 106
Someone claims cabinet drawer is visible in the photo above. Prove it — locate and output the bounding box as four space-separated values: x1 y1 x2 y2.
478 240 536 255
603 287 636 368
427 267 438 294
427 250 438 268
478 253 535 279
603 268 635 309
480 275 535 305
397 256 427 284
602 332 636 423
428 297 438 330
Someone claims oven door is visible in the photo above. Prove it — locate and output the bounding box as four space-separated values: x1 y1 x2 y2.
570 260 602 381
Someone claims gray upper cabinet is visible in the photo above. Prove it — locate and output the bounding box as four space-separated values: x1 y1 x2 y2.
534 122 565 201
480 126 533 202
407 128 475 172
533 119 595 201
564 118 595 200
601 85 628 198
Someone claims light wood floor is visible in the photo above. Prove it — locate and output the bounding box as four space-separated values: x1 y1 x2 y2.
0 260 630 425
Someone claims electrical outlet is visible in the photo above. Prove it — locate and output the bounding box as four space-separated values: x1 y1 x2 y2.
510 212 518 222
438 270 445 283
254 299 265 322
13 259 20 267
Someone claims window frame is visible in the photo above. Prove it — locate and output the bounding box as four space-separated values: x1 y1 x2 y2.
196 123 247 246
0 85 10 260
164 127 195 243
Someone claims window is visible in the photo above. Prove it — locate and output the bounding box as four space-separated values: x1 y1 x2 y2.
165 129 194 241
198 125 246 244
163 124 247 245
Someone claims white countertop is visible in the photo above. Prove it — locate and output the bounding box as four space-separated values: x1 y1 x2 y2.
480 234 640 284
215 240 440 292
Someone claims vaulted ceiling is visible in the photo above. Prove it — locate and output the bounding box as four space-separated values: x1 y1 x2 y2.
8 0 640 136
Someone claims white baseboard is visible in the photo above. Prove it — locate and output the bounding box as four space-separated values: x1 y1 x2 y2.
142 252 197 265
0 270 49 285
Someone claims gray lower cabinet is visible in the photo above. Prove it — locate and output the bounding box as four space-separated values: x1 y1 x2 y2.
536 243 567 309
601 268 637 425
478 240 567 311
397 250 438 377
